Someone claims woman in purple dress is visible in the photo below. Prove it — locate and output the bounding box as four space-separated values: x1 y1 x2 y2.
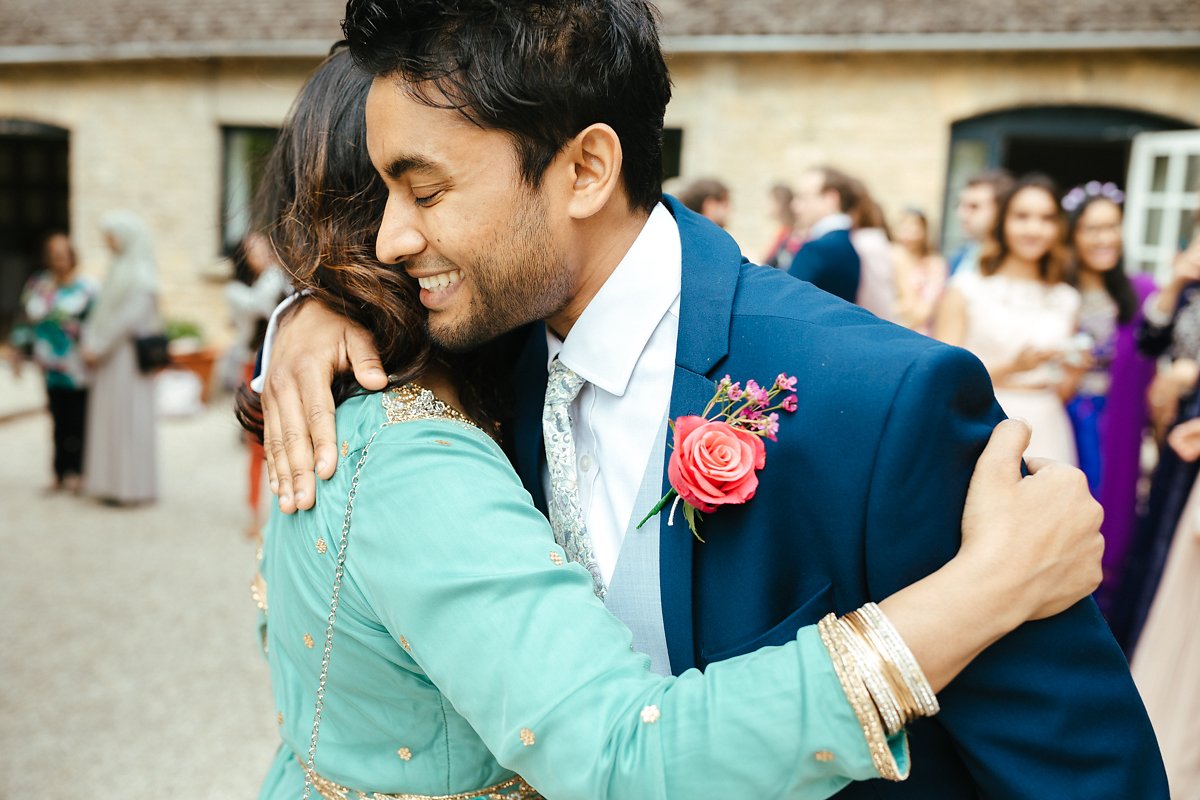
1062 186 1157 615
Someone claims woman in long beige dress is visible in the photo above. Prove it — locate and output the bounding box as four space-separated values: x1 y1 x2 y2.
80 210 160 504
1132 415 1200 799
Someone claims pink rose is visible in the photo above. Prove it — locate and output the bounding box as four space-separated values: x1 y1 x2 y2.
668 416 766 513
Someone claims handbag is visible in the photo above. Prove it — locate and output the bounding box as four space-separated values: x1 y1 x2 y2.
134 334 171 373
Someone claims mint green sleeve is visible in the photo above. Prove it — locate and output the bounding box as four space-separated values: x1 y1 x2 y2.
350 422 907 800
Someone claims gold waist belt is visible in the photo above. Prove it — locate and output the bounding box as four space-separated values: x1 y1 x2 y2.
299 758 542 800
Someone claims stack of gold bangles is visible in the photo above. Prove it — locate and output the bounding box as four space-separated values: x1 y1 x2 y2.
817 602 940 781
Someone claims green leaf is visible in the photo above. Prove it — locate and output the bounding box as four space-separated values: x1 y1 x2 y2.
682 503 706 543
636 488 677 530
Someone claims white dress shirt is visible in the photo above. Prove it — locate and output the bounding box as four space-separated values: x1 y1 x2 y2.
544 203 682 586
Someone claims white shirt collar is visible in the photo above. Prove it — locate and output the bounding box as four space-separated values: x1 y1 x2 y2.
807 213 853 241
545 202 682 396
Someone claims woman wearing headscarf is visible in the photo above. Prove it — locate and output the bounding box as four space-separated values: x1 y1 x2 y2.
80 210 161 504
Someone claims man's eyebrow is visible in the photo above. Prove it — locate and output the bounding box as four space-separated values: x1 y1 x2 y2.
383 155 438 180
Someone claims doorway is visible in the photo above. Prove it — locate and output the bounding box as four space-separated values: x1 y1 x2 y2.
0 120 70 339
942 105 1190 254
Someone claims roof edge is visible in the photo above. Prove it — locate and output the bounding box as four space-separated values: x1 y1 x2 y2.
662 30 1200 54
1 30 1197 65
0 40 336 65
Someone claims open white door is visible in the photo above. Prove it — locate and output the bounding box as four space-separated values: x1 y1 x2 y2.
1125 130 1200 281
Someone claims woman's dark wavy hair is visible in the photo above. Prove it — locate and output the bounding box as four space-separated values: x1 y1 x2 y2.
980 173 1069 284
342 0 672 214
235 44 513 442
1066 194 1137 325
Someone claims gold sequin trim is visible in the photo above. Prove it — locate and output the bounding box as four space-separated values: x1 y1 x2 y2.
433 439 452 446
303 633 315 649
396 747 412 761
341 440 349 458
382 385 483 436
315 538 328 554
299 758 542 800
399 635 411 653
277 711 283 725
815 750 835 763
250 573 268 614
549 552 564 566
519 727 536 747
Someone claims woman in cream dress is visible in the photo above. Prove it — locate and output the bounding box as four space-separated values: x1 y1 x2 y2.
80 210 161 504
936 174 1082 465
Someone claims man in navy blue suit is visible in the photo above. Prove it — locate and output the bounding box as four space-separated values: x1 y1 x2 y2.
788 166 862 303
260 0 1168 796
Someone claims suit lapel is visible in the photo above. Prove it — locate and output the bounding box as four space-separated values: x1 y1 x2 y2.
658 195 744 674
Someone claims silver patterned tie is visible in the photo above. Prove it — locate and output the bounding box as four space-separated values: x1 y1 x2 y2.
543 357 606 598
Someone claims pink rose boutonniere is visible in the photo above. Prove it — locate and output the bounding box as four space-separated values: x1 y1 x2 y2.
637 373 799 541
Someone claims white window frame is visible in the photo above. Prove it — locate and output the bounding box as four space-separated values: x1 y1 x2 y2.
1125 130 1200 281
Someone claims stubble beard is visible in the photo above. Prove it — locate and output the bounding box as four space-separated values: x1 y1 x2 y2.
427 191 573 353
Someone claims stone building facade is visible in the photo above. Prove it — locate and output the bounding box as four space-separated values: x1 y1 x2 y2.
0 0 1197 342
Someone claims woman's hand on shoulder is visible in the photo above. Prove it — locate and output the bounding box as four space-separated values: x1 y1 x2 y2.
958 419 1103 626
262 299 387 513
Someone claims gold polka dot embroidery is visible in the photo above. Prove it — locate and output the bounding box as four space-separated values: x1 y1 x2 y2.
814 750 835 763
396 747 412 761
549 551 564 566
303 633 315 649
519 728 536 747
277 712 283 725
433 439 452 447
399 635 411 653
315 538 328 554
640 705 661 724
341 441 349 458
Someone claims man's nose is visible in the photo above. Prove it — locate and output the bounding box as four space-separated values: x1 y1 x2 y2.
376 196 427 264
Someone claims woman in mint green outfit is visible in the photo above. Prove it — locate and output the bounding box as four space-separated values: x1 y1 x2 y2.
244 48 1104 800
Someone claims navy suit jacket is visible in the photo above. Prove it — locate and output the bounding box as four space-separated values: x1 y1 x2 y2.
788 227 861 304
510 197 1167 798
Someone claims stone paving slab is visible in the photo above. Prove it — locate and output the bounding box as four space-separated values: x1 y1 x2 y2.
0 401 278 797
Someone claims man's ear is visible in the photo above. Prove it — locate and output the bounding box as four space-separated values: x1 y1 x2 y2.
559 123 623 220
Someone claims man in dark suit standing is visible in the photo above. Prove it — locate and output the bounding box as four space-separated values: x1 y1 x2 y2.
788 166 862 302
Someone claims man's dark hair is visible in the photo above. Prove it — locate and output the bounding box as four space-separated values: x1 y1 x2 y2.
965 168 1015 199
342 0 672 214
677 178 729 214
814 166 861 214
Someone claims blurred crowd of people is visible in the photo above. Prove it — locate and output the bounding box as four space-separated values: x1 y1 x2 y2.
7 215 286 530
8 213 163 505
683 169 1200 791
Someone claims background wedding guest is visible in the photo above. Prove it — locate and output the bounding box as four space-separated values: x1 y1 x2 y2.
787 165 861 302
1061 184 1157 614
760 182 802 270
848 179 899 322
7 232 96 492
1108 220 1200 654
80 210 161 505
891 207 947 334
1130 413 1200 799
677 177 730 228
222 231 289 392
949 169 1014 276
935 174 1081 464
225 231 289 537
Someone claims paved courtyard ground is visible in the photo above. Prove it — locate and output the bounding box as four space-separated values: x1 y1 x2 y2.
0 378 279 797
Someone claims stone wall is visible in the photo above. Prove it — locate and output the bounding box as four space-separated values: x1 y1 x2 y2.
665 48 1200 258
0 48 1197 347
0 58 318 347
